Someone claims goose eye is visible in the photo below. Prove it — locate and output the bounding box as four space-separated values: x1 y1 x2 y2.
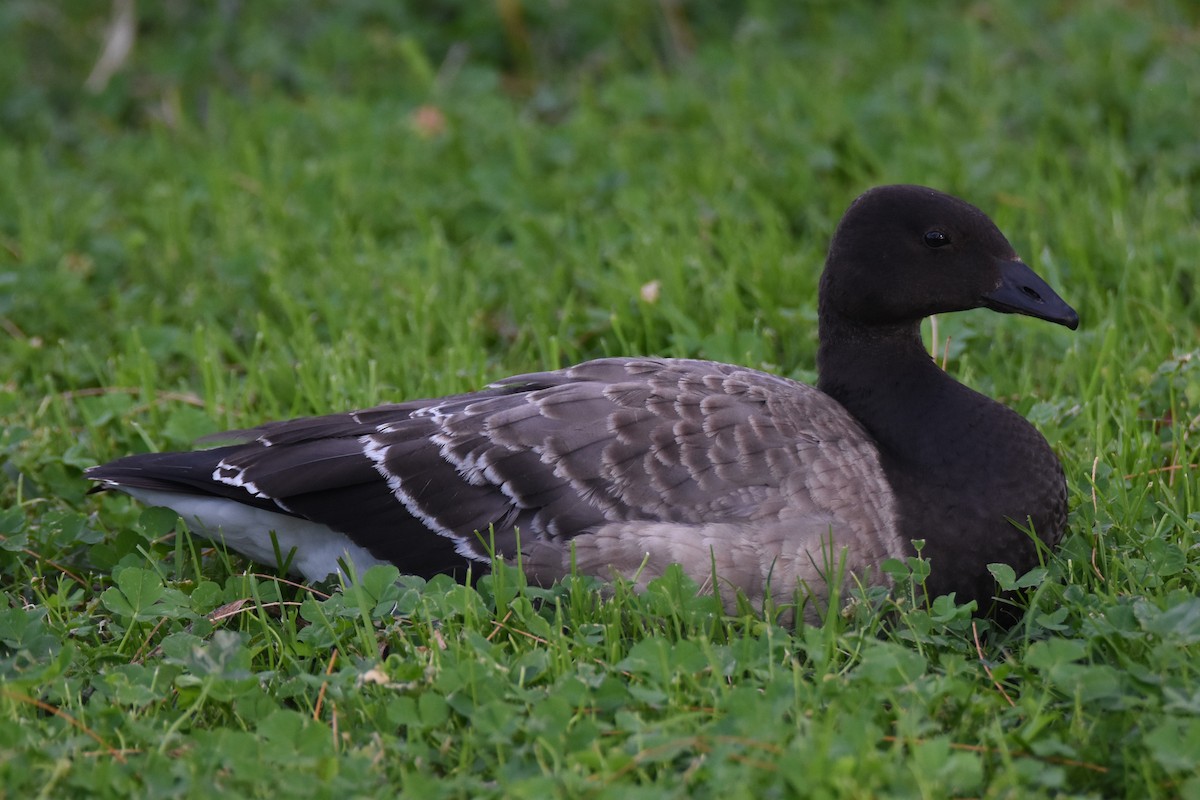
924 230 951 248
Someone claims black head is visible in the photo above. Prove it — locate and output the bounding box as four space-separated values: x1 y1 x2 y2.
820 185 1079 330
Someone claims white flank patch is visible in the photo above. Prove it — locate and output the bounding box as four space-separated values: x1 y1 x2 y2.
119 487 389 582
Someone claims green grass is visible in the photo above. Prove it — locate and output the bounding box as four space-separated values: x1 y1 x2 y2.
3 1 1200 796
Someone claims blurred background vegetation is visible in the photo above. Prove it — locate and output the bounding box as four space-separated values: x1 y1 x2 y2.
2 1 776 142
7 1 1198 171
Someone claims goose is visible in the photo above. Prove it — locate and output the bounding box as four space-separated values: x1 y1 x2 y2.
87 185 1079 623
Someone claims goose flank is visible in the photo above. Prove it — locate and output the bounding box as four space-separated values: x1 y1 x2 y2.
87 185 1079 624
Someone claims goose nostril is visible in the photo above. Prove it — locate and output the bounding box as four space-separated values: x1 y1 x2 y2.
1020 285 1042 301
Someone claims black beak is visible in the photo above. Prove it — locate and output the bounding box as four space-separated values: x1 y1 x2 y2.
982 259 1079 330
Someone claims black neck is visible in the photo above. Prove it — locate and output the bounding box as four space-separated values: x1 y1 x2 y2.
815 310 989 467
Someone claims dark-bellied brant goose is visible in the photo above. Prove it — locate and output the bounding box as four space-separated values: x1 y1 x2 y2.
87 185 1078 623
